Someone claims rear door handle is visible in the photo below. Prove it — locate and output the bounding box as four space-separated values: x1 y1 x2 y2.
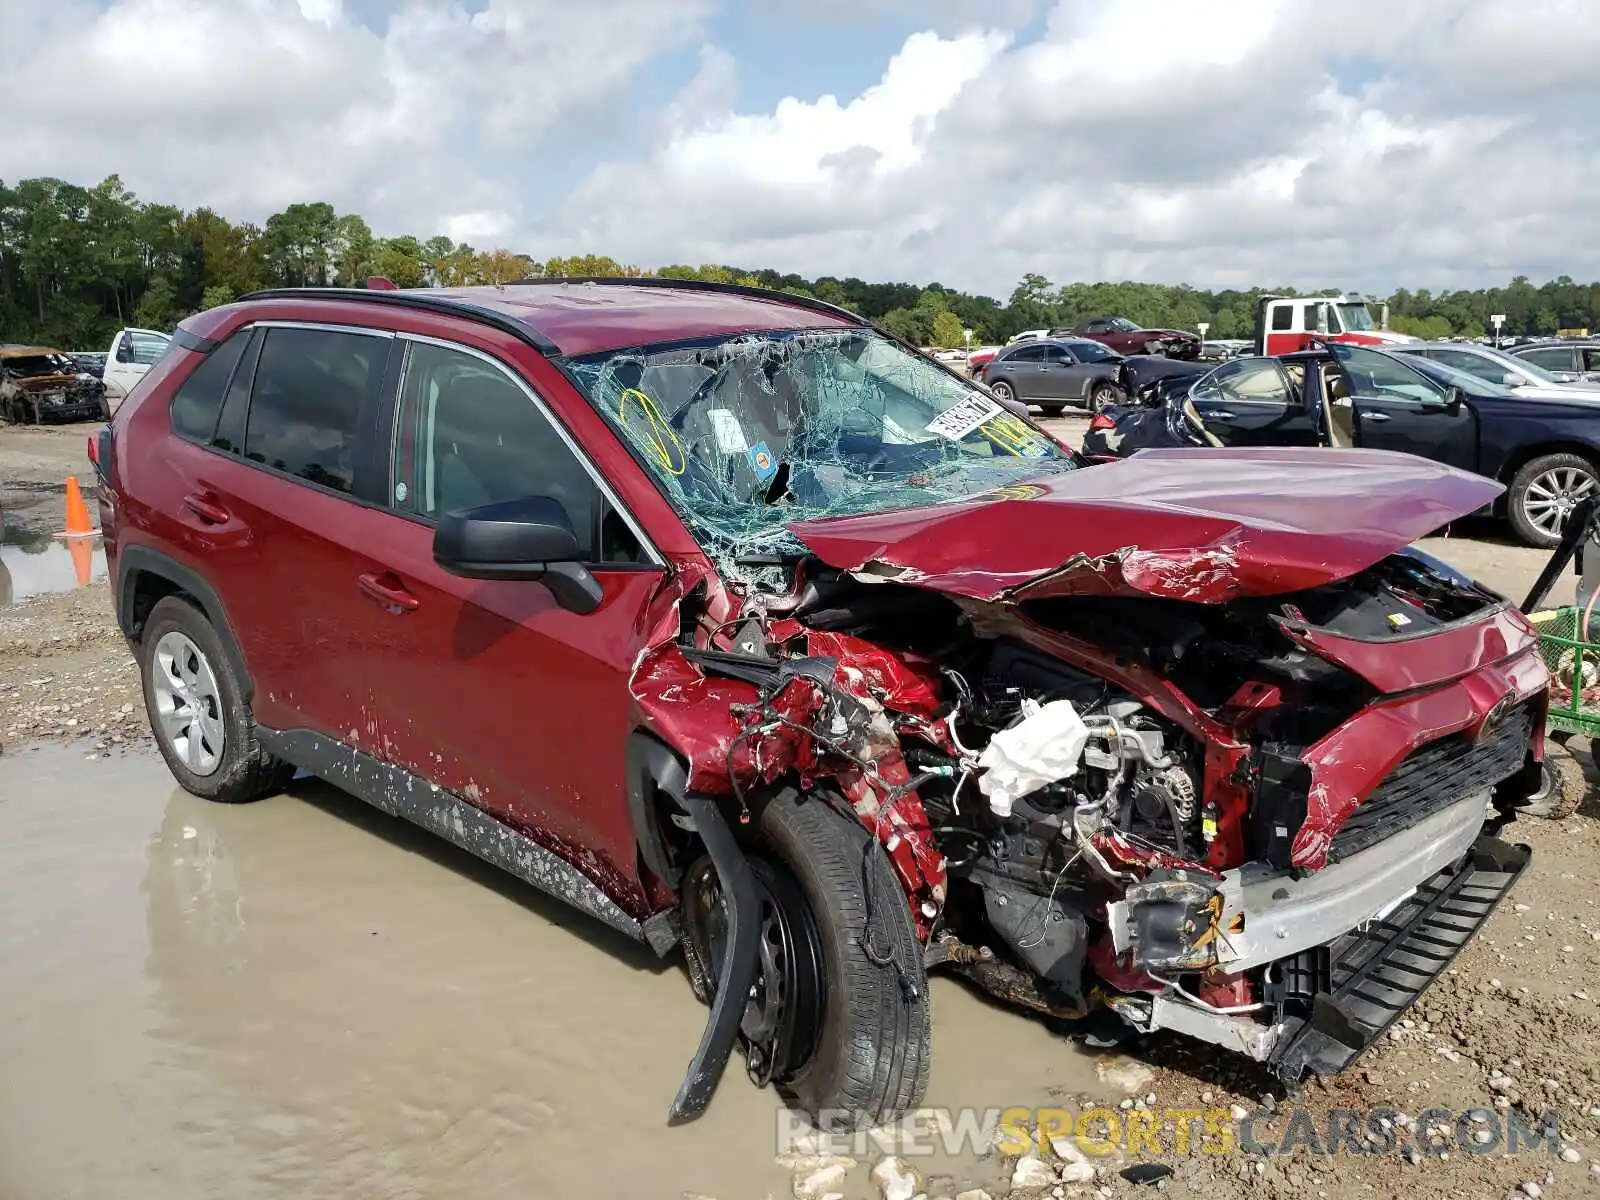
1207 409 1236 420
358 571 420 613
181 491 230 524
1362 412 1392 423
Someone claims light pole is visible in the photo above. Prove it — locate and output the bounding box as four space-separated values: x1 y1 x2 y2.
1490 313 1506 348
1197 321 1209 354
963 328 973 350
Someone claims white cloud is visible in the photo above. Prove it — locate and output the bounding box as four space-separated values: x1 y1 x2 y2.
549 0 1599 295
1 0 1595 295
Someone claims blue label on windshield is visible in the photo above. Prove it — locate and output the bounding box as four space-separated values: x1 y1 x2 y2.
748 441 779 482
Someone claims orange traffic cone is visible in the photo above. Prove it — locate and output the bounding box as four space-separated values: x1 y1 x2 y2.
62 475 94 538
69 534 93 589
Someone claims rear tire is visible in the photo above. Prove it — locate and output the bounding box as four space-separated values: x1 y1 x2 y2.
683 785 931 1128
139 595 294 803
1508 453 1599 548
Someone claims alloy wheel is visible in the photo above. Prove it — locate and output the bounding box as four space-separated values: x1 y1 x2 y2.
151 630 226 776
1523 466 1597 539
990 381 1014 404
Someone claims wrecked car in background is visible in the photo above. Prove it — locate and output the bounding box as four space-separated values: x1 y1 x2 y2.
101 279 1548 1132
1083 342 1600 547
1 345 110 424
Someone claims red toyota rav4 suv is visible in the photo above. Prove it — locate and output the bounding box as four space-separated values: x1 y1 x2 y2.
97 280 1548 1130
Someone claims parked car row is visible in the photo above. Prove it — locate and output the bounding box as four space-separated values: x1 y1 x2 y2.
1505 338 1600 383
1081 339 1600 547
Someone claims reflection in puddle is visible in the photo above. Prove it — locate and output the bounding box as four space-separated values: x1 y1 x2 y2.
0 529 106 605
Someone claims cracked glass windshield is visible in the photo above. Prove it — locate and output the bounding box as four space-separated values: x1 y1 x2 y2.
565 328 1076 560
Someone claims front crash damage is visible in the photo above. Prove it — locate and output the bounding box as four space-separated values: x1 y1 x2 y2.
562 326 1549 1125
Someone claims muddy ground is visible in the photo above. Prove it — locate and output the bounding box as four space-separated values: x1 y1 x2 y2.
3 419 1599 1199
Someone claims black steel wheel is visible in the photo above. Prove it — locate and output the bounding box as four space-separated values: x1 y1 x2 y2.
681 854 826 1089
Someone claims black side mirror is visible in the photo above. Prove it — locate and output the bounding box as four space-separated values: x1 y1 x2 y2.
433 495 603 614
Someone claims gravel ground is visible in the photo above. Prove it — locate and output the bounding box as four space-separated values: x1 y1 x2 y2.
4 415 1600 1199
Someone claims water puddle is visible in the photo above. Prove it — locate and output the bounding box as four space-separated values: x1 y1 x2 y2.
0 744 1101 1199
0 528 106 606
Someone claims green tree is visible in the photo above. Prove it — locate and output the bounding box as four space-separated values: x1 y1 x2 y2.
930 310 966 348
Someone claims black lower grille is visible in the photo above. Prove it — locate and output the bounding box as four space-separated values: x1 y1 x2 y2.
1270 836 1530 1079
1327 700 1535 862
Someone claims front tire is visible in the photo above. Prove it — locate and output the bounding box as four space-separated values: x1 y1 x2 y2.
1087 382 1118 413
1508 453 1599 547
139 595 294 803
989 380 1016 406
1519 740 1587 819
682 785 930 1128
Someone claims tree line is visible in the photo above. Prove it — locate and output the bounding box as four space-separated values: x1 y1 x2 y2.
3 175 1597 352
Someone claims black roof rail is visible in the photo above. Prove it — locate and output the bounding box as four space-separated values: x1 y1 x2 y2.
235 286 562 355
523 275 870 327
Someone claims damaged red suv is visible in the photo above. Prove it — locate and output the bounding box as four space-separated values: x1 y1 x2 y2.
96 279 1548 1128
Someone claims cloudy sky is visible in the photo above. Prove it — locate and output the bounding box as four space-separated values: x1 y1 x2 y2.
3 0 1596 299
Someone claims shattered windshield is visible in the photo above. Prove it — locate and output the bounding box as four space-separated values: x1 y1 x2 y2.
565 328 1075 561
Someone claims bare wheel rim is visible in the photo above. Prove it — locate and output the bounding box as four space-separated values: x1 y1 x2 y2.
1523 466 1597 537
152 630 225 776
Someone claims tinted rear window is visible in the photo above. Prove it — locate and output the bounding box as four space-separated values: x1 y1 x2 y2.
170 332 248 444
243 327 387 495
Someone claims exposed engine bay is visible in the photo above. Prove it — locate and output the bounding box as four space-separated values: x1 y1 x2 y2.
636 540 1543 1077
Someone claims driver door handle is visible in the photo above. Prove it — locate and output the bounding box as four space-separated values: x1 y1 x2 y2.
1207 409 1236 419
1362 412 1392 423
358 571 420 613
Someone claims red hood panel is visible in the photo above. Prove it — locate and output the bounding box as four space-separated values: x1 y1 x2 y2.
787 448 1503 605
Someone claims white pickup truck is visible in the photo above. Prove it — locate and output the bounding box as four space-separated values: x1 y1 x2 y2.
102 327 172 409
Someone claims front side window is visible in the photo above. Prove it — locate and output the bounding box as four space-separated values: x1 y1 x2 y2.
1329 344 1448 404
390 341 642 562
1430 348 1504 385
566 328 1073 562
1582 348 1600 373
170 330 248 443
242 327 387 495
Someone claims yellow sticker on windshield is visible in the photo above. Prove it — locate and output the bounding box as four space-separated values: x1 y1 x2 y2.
979 413 1052 458
617 387 687 476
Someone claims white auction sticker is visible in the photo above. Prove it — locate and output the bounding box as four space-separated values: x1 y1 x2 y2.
706 408 749 453
925 392 1003 441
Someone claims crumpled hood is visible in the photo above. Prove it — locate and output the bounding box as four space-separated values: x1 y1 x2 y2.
787 447 1503 604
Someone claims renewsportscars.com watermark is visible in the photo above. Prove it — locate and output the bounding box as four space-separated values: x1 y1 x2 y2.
778 1105 1565 1160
